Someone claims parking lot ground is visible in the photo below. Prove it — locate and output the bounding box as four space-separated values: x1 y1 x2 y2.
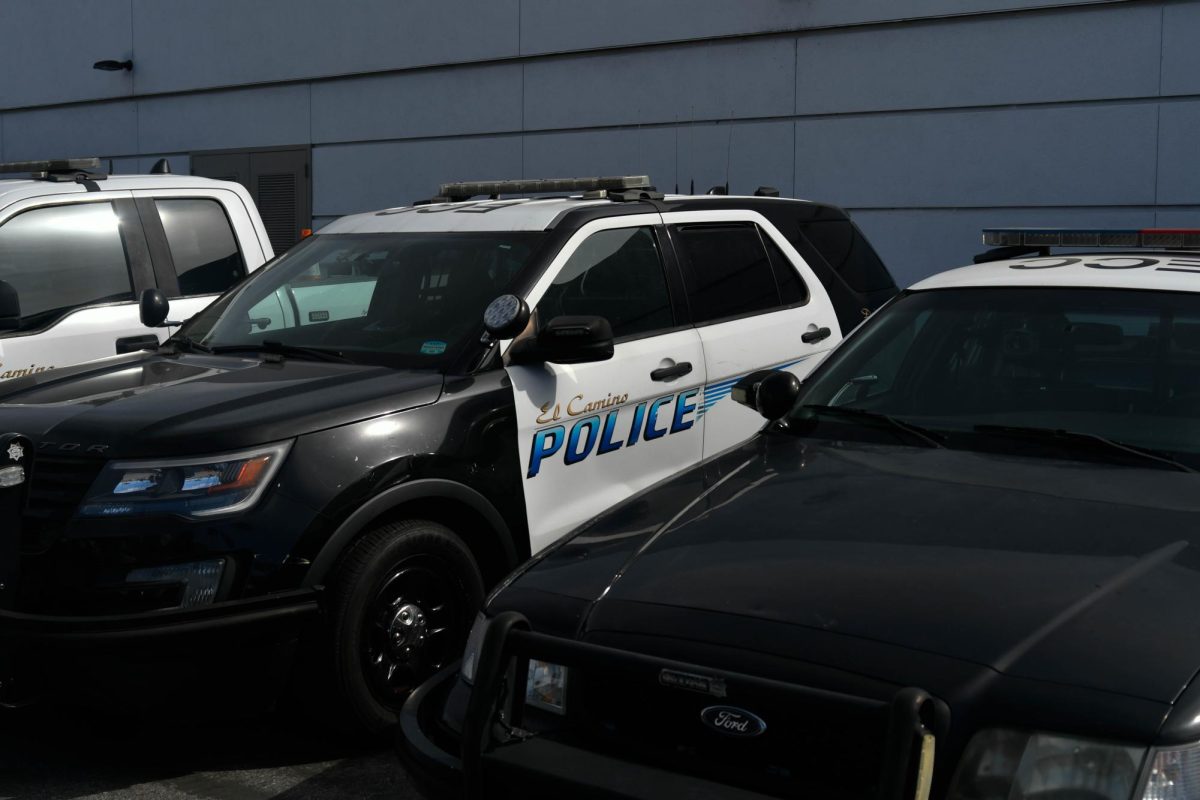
0 704 429 800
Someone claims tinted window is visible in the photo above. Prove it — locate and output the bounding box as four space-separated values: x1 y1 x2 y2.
537 227 673 339
798 219 893 294
156 198 245 295
184 231 544 370
763 233 809 306
674 223 780 324
0 202 133 331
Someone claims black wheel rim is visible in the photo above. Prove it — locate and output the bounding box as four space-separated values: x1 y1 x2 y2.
363 554 466 708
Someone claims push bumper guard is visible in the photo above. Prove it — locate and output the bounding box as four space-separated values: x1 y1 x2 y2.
458 611 950 800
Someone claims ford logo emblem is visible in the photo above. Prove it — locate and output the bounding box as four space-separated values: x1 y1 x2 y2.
700 705 767 737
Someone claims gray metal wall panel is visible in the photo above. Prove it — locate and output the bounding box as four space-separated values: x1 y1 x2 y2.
311 64 523 144
523 38 795 131
795 4 1161 114
129 0 520 96
0 0 132 109
795 105 1159 209
313 137 522 216
138 86 310 155
1152 101 1200 205
676 120 796 198
1160 2 1200 96
518 0 1130 54
851 206 1160 287
522 128 680 189
1 101 138 162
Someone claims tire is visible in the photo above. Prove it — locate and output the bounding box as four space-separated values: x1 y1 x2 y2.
326 519 484 733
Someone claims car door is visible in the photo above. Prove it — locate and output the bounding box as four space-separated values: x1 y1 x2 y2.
132 189 261 334
0 193 160 381
506 216 706 554
662 210 842 460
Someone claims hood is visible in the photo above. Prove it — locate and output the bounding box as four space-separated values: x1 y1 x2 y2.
0 352 443 457
515 435 1200 706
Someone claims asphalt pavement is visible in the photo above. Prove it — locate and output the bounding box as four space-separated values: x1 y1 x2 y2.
0 704 430 800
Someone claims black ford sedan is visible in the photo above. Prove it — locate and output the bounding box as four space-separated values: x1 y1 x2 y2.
399 243 1200 800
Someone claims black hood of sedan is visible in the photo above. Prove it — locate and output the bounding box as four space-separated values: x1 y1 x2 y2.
0 352 443 457
511 434 1200 706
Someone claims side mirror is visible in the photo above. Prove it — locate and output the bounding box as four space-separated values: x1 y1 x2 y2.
731 370 802 420
511 315 614 366
0 280 19 331
139 288 171 328
483 294 530 339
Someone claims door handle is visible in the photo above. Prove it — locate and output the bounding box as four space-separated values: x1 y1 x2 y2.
650 361 693 382
801 327 832 345
115 334 161 354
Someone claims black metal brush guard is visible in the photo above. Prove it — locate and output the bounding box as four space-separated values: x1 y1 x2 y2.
462 611 950 800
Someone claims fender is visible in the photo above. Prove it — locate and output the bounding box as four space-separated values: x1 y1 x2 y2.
303 478 518 587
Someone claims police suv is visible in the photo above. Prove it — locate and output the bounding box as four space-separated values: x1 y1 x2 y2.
400 227 1200 799
0 158 274 380
0 176 894 730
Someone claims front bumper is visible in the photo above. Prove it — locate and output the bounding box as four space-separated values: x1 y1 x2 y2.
0 589 320 714
398 612 949 800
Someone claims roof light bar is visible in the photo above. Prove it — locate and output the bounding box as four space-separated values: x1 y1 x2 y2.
983 228 1200 250
0 158 101 175
438 175 652 200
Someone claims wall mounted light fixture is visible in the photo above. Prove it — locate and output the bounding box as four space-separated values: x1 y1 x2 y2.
93 59 133 72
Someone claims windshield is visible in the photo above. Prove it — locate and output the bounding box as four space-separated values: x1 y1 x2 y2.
181 231 546 369
792 287 1200 468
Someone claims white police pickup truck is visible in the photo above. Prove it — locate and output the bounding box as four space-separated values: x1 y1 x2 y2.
0 158 274 380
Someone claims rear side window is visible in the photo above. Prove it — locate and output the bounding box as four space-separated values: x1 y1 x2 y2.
537 227 674 340
762 233 809 306
155 198 245 296
673 223 779 324
797 219 893 294
0 202 133 330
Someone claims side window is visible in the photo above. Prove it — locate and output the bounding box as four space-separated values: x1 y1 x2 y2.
762 232 809 306
155 198 246 296
0 202 134 330
797 219 893 294
537 227 673 340
673 223 780 324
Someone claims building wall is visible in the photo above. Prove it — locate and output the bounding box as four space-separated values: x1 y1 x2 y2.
0 0 1192 286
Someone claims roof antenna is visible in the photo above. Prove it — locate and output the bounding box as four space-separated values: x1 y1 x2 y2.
674 117 680 194
723 111 733 195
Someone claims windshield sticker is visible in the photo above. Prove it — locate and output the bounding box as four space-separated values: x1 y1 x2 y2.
420 340 447 355
527 388 698 478
308 310 330 322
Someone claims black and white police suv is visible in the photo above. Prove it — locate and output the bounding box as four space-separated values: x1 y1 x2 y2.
400 228 1200 799
0 176 894 728
0 158 275 380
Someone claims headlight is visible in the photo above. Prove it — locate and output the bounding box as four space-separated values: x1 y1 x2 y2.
525 659 567 715
79 442 291 519
949 729 1145 800
460 612 488 684
1143 744 1200 800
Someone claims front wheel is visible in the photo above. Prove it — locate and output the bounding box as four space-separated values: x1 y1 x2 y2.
328 519 483 733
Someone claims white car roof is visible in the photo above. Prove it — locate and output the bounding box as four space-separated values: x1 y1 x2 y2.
0 174 251 209
912 253 1200 294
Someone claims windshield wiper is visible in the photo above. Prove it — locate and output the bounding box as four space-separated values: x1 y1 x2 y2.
797 404 945 448
973 424 1195 473
165 335 213 354
209 340 352 364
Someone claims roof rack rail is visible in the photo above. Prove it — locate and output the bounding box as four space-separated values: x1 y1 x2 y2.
436 175 653 203
0 157 107 183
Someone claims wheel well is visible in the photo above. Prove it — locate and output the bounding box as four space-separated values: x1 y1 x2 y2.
355 497 517 588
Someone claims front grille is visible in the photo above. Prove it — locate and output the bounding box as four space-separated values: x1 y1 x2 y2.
574 673 890 796
22 455 103 548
